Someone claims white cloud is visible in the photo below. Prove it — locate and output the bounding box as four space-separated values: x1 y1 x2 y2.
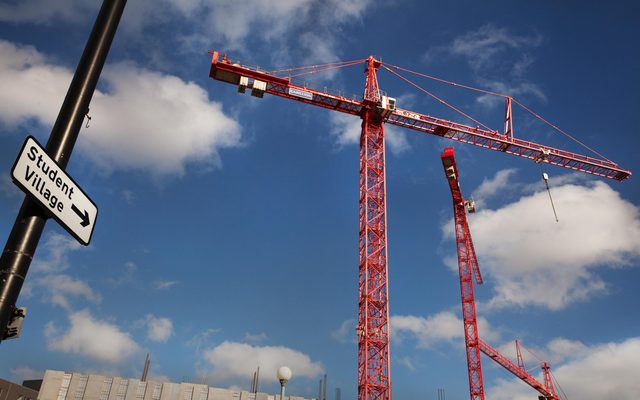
121 189 135 204
194 0 373 63
187 328 221 350
448 24 543 73
244 332 268 343
0 1 378 73
331 318 355 344
424 24 545 107
325 0 372 23
82 62 241 176
391 311 499 349
475 80 547 108
21 232 99 310
544 338 589 363
471 168 517 205
487 337 640 400
329 113 360 148
109 261 137 286
155 280 178 290
162 1 372 72
0 0 96 25
296 0 374 66
0 40 70 128
10 366 42 381
385 125 411 155
202 0 313 50
443 178 640 310
395 356 416 372
30 232 81 274
299 32 340 69
0 0 310 47
38 274 102 311
0 40 242 177
501 337 591 367
46 309 141 364
141 314 174 343
203 341 324 384
329 113 410 155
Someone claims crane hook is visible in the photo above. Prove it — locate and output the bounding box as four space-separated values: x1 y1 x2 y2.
542 172 559 222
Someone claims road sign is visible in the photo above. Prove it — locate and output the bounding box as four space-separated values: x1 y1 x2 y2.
2 307 26 340
11 136 98 245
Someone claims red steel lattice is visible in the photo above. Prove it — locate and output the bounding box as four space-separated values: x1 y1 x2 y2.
441 147 485 400
479 339 559 400
357 56 391 400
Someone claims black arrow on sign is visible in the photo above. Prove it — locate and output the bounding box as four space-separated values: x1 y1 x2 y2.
71 204 90 227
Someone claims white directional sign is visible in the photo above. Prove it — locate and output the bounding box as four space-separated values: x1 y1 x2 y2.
11 136 98 245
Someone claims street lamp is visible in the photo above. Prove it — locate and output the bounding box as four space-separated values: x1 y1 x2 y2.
277 366 292 400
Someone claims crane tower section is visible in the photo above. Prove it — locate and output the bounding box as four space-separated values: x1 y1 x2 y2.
357 56 391 400
441 147 485 400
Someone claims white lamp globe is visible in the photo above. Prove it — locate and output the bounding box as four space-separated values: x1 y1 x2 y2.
277 366 292 383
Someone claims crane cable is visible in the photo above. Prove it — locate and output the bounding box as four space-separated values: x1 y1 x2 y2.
383 62 507 99
542 169 559 223
521 342 546 364
492 340 542 375
381 62 614 163
285 59 365 79
511 98 613 163
551 371 570 400
519 342 570 400
269 58 366 77
381 65 493 131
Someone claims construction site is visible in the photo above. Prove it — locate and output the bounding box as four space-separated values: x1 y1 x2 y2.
0 2 638 400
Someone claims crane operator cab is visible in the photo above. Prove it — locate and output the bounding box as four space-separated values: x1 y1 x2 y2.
378 95 396 118
465 199 476 213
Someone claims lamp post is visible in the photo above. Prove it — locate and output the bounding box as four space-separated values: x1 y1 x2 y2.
277 366 292 400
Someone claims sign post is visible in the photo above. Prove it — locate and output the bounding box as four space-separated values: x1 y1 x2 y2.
0 0 126 342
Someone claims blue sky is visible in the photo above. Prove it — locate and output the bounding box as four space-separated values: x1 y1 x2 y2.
1 1 639 399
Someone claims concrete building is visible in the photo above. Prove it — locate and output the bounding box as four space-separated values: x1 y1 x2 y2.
37 371 308 400
0 378 39 400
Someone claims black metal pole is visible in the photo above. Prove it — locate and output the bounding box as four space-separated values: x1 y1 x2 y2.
0 0 127 342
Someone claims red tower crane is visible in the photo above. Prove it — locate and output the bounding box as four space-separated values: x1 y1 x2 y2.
441 147 560 400
208 51 630 400
441 147 485 400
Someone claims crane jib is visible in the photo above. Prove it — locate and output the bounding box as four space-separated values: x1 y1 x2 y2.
209 51 631 183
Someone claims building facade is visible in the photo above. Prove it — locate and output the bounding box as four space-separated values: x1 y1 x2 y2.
0 378 39 400
37 371 307 400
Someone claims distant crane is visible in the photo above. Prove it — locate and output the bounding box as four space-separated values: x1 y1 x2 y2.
479 339 560 400
441 147 560 400
208 51 629 400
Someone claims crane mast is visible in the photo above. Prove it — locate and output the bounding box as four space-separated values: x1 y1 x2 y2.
357 56 391 400
210 52 393 400
441 147 485 400
542 362 557 398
